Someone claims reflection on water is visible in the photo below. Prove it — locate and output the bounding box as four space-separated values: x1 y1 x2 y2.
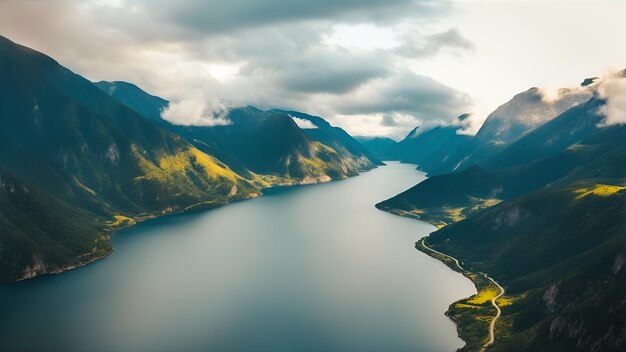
0 162 475 352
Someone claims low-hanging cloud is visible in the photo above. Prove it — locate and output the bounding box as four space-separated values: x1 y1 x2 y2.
537 85 593 104
161 95 232 126
290 115 318 129
452 113 480 136
597 70 626 127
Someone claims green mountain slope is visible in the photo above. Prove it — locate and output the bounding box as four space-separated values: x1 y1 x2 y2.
426 182 626 351
95 80 168 123
0 35 259 281
0 167 111 280
376 166 503 226
273 109 383 167
95 81 380 184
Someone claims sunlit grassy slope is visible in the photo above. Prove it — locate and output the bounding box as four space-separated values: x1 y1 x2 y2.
573 184 626 199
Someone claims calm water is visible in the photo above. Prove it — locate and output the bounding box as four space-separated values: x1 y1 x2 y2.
0 162 474 351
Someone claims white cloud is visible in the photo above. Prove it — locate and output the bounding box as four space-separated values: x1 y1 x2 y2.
323 24 400 51
597 70 626 127
203 63 241 82
537 86 562 103
290 116 318 129
161 94 232 126
537 85 593 104
454 112 485 136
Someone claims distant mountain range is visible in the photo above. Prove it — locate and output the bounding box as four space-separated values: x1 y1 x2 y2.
354 136 398 159
0 36 379 281
376 72 626 350
376 87 591 176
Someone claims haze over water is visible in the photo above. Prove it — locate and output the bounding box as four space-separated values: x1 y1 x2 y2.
0 162 475 351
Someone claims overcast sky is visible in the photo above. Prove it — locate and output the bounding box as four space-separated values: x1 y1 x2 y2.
1 0 625 139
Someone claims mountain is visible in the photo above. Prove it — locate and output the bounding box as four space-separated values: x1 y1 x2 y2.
274 109 383 167
377 95 614 226
378 73 626 350
1 35 380 282
426 87 592 175
95 82 381 184
95 80 168 123
426 181 626 351
0 35 382 281
376 165 503 226
367 86 591 176
484 97 602 170
388 124 470 169
0 35 261 281
354 136 398 160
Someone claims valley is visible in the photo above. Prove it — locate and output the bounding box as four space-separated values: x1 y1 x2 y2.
2 4 626 350
0 162 476 352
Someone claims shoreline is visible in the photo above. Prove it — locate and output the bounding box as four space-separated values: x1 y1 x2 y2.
375 201 506 351
15 165 378 282
416 236 505 352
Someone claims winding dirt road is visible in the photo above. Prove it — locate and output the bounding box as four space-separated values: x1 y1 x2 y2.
419 238 505 352
480 273 505 351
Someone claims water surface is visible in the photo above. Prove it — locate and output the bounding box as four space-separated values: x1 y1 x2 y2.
0 162 475 351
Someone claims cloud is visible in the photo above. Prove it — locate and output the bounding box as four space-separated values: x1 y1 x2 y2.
537 87 563 103
597 70 626 127
0 0 474 137
537 85 592 104
334 70 471 118
449 113 478 135
276 60 389 94
139 0 450 35
395 28 475 58
161 93 232 126
331 113 422 140
249 48 392 94
381 115 398 126
289 116 318 129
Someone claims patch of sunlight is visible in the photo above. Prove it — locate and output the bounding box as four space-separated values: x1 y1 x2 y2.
131 144 240 182
574 184 626 200
467 287 499 305
443 207 466 223
454 303 483 309
108 215 136 228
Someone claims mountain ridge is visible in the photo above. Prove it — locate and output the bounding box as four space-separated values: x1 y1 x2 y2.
0 35 377 281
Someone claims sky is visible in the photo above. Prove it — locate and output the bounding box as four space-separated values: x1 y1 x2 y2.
1 0 625 139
